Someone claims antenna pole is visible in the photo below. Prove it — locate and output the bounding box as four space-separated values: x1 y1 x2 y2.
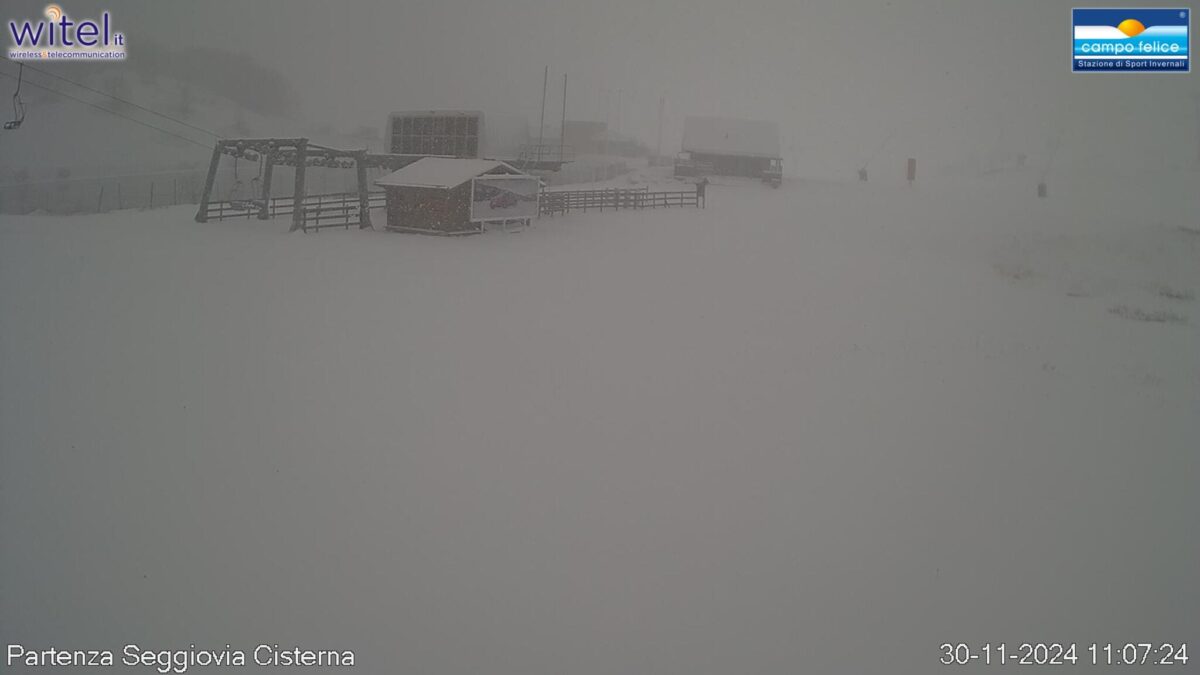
560 74 567 163
537 66 548 164
656 95 664 161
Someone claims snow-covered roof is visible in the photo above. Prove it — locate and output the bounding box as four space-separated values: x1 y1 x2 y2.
374 158 521 190
388 109 483 118
682 116 781 159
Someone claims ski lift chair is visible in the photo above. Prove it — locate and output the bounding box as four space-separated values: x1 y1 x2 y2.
227 152 267 211
3 63 26 130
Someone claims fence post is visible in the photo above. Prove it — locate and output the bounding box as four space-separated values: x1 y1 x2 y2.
173 179 178 206
289 139 309 232
355 150 371 229
117 183 123 210
149 182 154 209
97 185 104 213
258 151 275 220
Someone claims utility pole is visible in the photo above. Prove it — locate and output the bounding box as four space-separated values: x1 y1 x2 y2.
560 73 567 163
537 66 548 164
656 95 665 162
602 87 610 156
616 89 623 138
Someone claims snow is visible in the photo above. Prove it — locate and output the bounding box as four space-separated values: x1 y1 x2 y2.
2 168 1197 673
374 157 519 189
682 115 781 159
386 109 484 120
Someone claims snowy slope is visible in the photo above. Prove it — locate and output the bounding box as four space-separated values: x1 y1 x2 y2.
1 170 1197 674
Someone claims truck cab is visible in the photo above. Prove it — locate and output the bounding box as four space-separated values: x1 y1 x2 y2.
674 151 697 178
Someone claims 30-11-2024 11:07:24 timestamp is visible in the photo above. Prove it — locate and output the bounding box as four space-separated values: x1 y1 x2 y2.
939 642 1189 666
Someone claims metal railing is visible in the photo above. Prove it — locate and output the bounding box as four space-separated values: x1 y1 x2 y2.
539 187 701 216
518 143 575 165
673 160 715 178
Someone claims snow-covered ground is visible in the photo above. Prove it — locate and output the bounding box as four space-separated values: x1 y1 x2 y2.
2 170 1197 673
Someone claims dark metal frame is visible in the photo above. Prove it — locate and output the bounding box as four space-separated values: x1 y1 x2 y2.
195 137 435 232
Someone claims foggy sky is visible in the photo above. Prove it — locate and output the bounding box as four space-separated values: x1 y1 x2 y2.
11 0 1198 174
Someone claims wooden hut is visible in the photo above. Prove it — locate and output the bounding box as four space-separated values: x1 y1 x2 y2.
678 116 781 179
374 157 525 235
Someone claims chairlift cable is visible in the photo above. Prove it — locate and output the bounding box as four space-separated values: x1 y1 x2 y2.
0 69 211 149
0 55 220 139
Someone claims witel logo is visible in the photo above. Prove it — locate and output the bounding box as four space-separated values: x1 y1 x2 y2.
1073 8 1189 72
7 4 127 61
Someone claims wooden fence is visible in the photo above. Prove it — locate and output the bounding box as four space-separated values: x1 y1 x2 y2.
200 190 386 223
201 185 701 228
539 186 701 216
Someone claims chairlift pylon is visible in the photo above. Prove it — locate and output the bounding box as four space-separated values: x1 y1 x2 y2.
227 153 244 201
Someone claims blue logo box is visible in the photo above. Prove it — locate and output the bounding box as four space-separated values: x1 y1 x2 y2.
1073 8 1189 71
